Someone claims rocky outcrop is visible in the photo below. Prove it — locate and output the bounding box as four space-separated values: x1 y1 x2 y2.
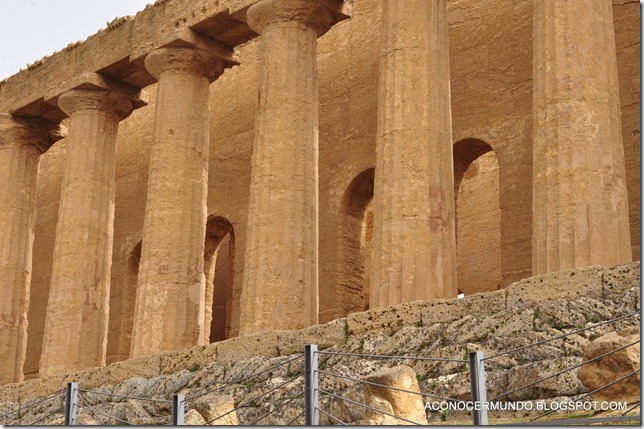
0 262 639 425
578 326 640 404
360 366 427 425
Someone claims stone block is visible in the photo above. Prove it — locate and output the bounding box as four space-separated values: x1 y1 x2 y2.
159 345 212 375
602 261 640 297
216 332 279 362
506 266 604 308
17 375 65 403
421 289 506 326
277 318 347 355
507 357 587 401
64 366 111 390
0 382 20 406
107 354 162 386
578 326 640 403
184 408 207 425
347 301 427 335
192 393 238 425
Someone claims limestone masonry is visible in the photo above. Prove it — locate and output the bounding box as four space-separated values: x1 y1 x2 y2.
0 0 639 385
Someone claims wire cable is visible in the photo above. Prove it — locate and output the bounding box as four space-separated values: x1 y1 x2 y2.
78 388 172 403
317 407 347 425
317 388 421 425
530 369 640 422
247 391 304 425
622 401 640 416
317 369 464 403
185 353 304 402
0 390 64 420
78 392 108 425
77 404 132 425
483 311 639 361
286 409 305 425
317 350 467 363
204 374 303 424
28 406 65 425
490 339 640 401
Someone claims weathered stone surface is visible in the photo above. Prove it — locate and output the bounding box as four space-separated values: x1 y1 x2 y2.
216 332 279 362
239 0 342 333
532 0 632 273
603 262 641 297
184 408 207 425
277 318 347 356
363 365 428 425
578 327 640 404
506 266 604 308
0 115 61 385
107 354 162 386
8 0 637 384
192 393 238 425
370 0 457 308
421 290 506 326
506 357 587 401
348 301 426 335
130 46 228 358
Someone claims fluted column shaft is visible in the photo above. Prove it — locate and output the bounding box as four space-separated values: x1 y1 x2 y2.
239 0 335 333
532 0 631 274
370 0 456 309
39 89 135 376
0 115 59 384
130 47 226 357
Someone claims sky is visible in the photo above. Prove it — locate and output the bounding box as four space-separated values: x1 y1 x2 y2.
0 0 152 80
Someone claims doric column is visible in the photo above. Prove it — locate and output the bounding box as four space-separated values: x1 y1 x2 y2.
40 76 144 376
130 45 232 357
0 115 62 384
239 0 340 333
370 0 456 309
532 0 632 274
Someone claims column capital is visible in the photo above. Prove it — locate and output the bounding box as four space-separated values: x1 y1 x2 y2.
144 46 231 83
247 0 347 37
58 88 141 121
45 72 148 121
0 114 65 154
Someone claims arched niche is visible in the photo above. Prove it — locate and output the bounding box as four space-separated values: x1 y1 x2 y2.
453 139 502 295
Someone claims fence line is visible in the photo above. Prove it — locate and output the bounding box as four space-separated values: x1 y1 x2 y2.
529 369 641 423
247 390 304 425
317 349 468 363
184 353 304 403
78 387 172 404
0 390 64 421
204 373 303 425
490 339 641 401
483 311 639 361
317 388 422 425
29 406 66 425
316 368 464 403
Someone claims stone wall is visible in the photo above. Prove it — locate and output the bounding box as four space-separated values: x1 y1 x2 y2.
5 262 639 405
20 0 641 378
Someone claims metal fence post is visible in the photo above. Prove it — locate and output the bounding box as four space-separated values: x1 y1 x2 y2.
172 394 185 425
305 344 319 425
64 382 78 426
469 351 489 425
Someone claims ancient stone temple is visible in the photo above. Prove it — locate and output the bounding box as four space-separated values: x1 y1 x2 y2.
0 0 639 384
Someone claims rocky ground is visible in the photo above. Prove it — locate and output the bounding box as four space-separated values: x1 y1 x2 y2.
0 263 640 425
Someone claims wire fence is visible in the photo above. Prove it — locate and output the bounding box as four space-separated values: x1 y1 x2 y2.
0 311 639 425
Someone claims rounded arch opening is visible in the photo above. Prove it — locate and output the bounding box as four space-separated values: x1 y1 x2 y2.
107 241 141 364
203 216 236 343
453 139 502 295
328 168 375 320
